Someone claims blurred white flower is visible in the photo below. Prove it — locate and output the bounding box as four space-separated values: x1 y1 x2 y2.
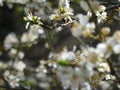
96 11 107 23
8 75 20 88
95 43 108 57
113 30 120 42
24 12 41 29
4 71 20 88
21 33 33 43
0 62 8 69
56 66 73 89
95 5 107 23
57 48 76 61
38 82 50 90
65 0 70 10
77 14 89 26
98 62 110 72
113 44 120 54
9 48 17 57
71 14 95 38
21 25 45 45
4 33 19 50
9 78 20 88
59 0 73 22
49 14 61 20
81 82 91 90
17 51 24 59
80 0 99 11
105 74 116 80
24 12 33 21
71 21 82 37
8 48 24 59
98 5 106 12
71 14 89 37
95 39 116 58
56 65 93 90
6 0 29 4
13 61 26 72
101 27 111 36
4 70 10 77
0 0 4 6
100 81 110 90
80 0 89 11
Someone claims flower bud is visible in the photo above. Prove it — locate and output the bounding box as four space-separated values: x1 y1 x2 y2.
98 5 106 12
101 27 110 36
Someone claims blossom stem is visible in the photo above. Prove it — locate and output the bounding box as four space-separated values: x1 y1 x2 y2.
107 59 120 84
85 0 102 39
44 29 54 51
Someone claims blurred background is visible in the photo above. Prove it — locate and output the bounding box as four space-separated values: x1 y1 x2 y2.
0 0 120 89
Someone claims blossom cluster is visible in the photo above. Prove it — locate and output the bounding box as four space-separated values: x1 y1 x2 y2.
0 0 120 90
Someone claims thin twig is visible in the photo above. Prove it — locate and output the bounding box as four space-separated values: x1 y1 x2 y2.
85 0 101 38
0 85 31 90
105 3 120 11
106 59 120 84
44 29 54 51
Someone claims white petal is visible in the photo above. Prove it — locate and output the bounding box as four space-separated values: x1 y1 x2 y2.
113 44 120 54
96 43 107 57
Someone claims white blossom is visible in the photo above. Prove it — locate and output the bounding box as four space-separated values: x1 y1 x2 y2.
4 72 20 88
98 62 110 72
71 14 95 37
13 60 26 72
21 25 44 45
4 33 19 50
0 0 4 6
113 44 120 54
65 0 70 10
9 76 20 88
96 11 107 23
98 5 106 12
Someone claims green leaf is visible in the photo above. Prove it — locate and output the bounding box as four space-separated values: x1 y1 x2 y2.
57 60 70 66
59 4 65 14
24 79 31 86
32 16 38 22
